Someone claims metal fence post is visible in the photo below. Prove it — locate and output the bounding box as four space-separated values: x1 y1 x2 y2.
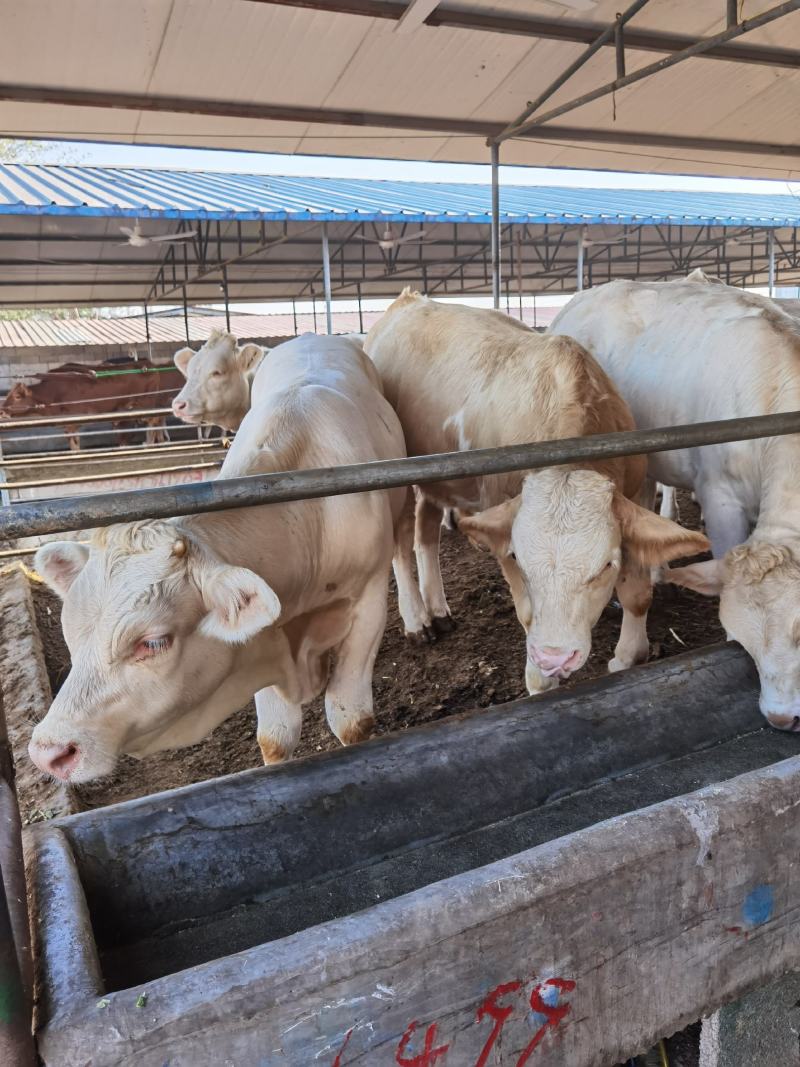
491 143 501 308
0 687 35 1066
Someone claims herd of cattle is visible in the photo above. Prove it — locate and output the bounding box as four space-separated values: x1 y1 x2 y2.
22 267 800 786
0 357 184 448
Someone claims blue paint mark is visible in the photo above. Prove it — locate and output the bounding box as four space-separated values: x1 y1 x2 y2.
528 982 560 1030
742 884 774 927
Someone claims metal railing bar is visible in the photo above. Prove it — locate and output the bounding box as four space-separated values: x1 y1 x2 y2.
1 410 798 539
0 407 172 430
1 444 226 468
5 460 221 492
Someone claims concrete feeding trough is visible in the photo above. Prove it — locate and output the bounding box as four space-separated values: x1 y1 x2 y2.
27 643 800 1066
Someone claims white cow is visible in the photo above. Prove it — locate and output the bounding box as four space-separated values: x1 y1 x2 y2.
552 273 800 728
28 335 406 783
172 330 269 432
365 290 707 694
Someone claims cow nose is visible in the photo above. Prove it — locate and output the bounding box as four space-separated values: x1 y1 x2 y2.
765 712 800 732
28 740 81 780
529 645 582 677
172 398 188 415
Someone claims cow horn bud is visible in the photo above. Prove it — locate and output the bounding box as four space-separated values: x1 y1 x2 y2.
172 538 187 558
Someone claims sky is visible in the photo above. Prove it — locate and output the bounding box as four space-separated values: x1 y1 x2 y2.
27 138 800 197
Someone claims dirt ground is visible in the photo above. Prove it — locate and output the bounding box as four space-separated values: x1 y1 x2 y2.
24 491 721 813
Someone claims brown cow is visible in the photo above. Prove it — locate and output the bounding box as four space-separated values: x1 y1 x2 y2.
0 357 183 450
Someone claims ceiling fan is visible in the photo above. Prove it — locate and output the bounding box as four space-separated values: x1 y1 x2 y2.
355 225 432 252
118 221 199 248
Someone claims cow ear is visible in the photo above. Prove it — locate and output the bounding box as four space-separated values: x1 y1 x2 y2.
199 564 281 644
665 559 725 596
613 492 709 569
458 497 520 556
236 343 264 374
174 347 195 378
34 542 90 598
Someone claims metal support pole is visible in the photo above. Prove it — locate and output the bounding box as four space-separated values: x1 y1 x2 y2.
577 227 585 292
321 223 334 335
769 230 776 296
0 687 35 1067
312 294 318 333
143 301 152 360
292 299 298 335
516 228 524 320
182 286 190 343
357 284 364 333
728 0 739 26
222 266 231 332
491 142 501 308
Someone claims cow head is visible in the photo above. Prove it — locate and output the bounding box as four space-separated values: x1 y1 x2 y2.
172 330 264 431
1 382 35 416
668 541 800 730
458 468 709 692
29 522 281 783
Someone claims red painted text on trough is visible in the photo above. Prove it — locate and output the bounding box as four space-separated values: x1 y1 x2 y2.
330 975 575 1065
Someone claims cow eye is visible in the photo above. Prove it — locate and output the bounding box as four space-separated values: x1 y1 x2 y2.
133 635 173 660
508 551 517 561
211 369 223 377
589 561 615 584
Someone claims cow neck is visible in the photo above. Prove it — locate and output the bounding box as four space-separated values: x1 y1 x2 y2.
179 507 290 590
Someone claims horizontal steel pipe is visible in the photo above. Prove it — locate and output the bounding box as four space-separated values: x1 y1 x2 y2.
0 407 172 431
5 460 221 492
1 410 799 539
2 444 226 468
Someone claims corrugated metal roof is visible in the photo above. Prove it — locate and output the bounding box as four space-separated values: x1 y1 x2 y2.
1 1 800 179
0 306 560 351
2 165 800 228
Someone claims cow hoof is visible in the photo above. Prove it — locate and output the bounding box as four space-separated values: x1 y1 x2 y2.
405 627 436 645
431 614 455 636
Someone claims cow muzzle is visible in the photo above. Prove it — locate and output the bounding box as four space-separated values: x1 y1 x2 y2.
528 644 583 679
28 739 82 781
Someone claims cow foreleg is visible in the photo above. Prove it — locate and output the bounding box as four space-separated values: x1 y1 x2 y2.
609 564 652 674
393 486 433 641
324 574 387 747
66 425 80 452
255 686 302 764
415 493 454 634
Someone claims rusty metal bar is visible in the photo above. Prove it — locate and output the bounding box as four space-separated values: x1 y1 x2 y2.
1 441 224 468
728 0 739 27
0 407 172 431
5 460 220 492
2 410 800 539
497 0 800 141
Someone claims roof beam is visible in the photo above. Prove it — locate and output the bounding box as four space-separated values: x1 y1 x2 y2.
394 0 440 34
495 0 800 143
1 85 799 159
244 0 800 68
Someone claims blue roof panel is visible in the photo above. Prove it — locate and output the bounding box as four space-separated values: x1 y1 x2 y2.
1 164 799 228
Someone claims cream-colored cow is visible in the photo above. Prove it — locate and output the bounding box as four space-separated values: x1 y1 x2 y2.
552 272 800 728
365 290 707 694
29 335 406 783
172 329 268 431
